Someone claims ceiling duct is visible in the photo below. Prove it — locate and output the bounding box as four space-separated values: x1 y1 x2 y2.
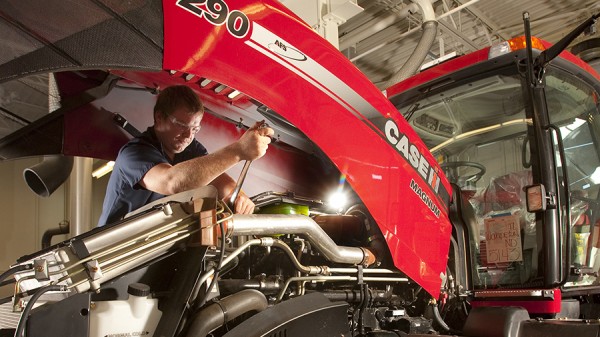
571 37 600 74
380 0 438 89
338 2 419 52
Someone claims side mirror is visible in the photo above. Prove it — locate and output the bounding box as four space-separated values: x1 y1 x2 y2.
525 184 547 212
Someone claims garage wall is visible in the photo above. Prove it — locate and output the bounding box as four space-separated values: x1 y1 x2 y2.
0 157 108 298
0 148 312 300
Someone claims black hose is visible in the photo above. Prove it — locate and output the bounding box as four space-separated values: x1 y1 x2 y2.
14 284 66 337
0 295 12 305
1 279 16 287
0 264 33 286
185 289 268 337
218 279 262 294
430 302 451 332
357 283 368 335
195 220 226 310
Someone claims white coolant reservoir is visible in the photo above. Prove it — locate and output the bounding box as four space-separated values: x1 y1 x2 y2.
89 283 162 337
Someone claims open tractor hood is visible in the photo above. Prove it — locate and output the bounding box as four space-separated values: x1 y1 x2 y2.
0 0 452 297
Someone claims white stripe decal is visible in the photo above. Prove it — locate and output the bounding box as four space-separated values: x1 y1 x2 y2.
244 23 383 125
244 22 450 207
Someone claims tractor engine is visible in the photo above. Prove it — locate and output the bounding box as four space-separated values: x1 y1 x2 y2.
1 186 441 337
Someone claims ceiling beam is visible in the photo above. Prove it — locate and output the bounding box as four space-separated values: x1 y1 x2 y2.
454 0 511 41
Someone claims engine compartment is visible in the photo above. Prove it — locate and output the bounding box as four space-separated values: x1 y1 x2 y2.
1 185 449 337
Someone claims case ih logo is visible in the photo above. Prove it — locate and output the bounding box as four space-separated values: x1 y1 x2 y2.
384 118 445 216
177 0 250 38
384 119 441 194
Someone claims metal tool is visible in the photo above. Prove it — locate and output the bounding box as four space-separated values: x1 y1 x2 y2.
227 121 269 210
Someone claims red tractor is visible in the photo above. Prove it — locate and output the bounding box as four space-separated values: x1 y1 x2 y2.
0 1 599 336
387 12 600 335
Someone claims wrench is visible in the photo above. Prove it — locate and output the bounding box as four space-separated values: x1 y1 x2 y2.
227 121 269 210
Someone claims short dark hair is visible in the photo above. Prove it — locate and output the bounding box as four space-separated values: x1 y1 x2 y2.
154 85 204 119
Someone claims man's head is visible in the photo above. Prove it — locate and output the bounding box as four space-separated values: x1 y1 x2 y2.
153 85 204 158
154 85 204 120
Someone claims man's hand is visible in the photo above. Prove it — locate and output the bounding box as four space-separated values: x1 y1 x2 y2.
236 121 274 161
229 190 255 214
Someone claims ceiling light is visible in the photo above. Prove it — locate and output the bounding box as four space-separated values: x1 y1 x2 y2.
214 84 227 93
92 161 115 179
199 78 212 87
227 90 242 99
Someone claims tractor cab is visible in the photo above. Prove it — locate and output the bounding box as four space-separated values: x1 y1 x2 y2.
387 33 600 322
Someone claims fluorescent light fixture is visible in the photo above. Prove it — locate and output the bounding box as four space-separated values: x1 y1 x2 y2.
92 161 115 179
421 52 458 70
214 84 227 93
431 118 531 153
199 78 212 87
227 90 242 99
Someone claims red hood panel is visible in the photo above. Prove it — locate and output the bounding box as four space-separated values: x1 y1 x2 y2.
163 0 452 297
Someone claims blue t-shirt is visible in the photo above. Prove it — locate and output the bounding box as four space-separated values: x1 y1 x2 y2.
97 127 208 226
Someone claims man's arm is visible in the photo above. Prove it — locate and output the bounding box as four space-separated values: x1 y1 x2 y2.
139 124 273 201
140 143 243 195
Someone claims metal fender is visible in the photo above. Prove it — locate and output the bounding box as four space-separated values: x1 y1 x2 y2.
163 0 452 298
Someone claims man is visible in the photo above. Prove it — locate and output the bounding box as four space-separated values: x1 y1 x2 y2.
98 85 273 226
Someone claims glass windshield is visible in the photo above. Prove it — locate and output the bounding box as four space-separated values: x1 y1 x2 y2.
546 68 600 287
397 71 538 289
397 65 600 289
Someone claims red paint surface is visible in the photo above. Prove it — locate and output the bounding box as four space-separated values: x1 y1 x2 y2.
160 0 453 297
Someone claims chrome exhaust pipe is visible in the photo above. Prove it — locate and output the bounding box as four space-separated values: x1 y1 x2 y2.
229 214 375 266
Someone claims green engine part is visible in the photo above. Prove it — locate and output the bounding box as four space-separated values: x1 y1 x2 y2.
258 203 309 216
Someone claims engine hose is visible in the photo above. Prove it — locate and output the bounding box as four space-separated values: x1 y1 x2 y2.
427 302 450 332
357 283 370 335
0 279 16 287
0 264 32 286
219 278 281 295
0 295 12 305
271 239 311 274
219 279 262 293
193 239 264 304
185 289 268 337
195 220 227 310
230 214 375 266
323 288 392 303
14 284 67 337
